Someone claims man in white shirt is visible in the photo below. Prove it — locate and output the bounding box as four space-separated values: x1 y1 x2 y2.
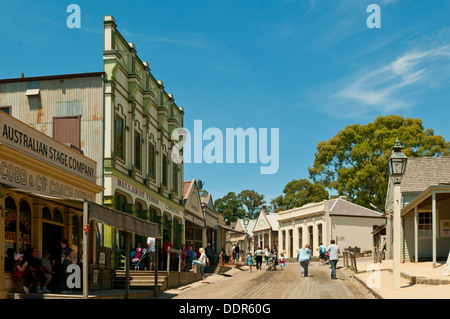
326 240 341 279
146 237 156 271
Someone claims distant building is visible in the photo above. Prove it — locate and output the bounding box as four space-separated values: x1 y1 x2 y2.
278 196 384 259
252 206 279 253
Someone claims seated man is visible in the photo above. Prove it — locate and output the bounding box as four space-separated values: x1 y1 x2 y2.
25 248 49 293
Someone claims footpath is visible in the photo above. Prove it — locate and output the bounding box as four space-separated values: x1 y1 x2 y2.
346 257 450 299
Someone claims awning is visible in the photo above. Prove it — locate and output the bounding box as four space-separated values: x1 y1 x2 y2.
219 224 246 234
87 201 161 238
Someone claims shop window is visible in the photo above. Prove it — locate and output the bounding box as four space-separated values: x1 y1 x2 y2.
19 200 32 253
298 228 303 249
115 115 125 161
4 197 17 271
53 209 63 224
318 224 323 245
42 207 52 221
419 212 433 238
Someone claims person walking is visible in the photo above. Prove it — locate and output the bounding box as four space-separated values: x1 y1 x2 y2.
297 245 311 277
264 246 271 267
235 244 240 262
247 251 254 273
326 240 341 279
254 246 264 270
318 242 326 266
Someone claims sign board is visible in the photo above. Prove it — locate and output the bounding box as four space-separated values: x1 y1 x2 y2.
0 111 97 184
444 252 450 277
99 252 106 265
440 220 450 238
0 159 96 201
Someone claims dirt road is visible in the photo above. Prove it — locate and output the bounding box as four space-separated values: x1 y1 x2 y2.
156 262 376 299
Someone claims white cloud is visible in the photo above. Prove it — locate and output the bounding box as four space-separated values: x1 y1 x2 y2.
324 44 450 118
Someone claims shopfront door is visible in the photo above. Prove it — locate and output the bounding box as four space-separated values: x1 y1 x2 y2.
42 222 63 263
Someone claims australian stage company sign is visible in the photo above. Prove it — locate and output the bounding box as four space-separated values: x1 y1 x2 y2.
0 112 96 184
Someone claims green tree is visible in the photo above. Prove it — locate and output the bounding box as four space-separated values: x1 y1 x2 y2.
274 179 329 211
308 115 450 211
214 192 246 224
238 190 266 219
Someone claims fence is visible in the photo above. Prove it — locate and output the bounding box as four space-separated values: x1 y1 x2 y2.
343 252 358 273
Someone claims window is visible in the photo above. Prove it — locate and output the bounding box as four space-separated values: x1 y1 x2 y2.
134 131 141 171
115 115 125 160
53 116 81 149
162 154 167 187
0 106 11 114
148 143 156 180
419 212 433 238
172 162 178 194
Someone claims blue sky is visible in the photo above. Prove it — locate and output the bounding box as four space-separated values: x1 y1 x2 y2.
1 0 450 205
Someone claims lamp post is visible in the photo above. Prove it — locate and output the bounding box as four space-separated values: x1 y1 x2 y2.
244 215 250 252
387 138 408 289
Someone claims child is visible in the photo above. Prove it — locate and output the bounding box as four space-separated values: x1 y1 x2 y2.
247 251 254 273
279 253 285 270
12 253 28 293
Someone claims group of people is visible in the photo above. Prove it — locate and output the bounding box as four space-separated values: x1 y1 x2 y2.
132 237 214 279
246 245 283 272
297 240 341 279
12 238 75 294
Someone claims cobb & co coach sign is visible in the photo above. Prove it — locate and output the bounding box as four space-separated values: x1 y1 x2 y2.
0 159 95 201
0 112 96 184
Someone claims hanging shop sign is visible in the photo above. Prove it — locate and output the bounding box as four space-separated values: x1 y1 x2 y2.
0 112 97 184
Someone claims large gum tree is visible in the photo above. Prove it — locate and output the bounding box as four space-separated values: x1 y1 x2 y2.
308 115 450 211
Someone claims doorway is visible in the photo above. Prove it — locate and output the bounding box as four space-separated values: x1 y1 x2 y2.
289 230 293 258
42 222 63 263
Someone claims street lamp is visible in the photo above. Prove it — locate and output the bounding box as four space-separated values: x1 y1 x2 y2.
388 138 407 289
243 215 250 252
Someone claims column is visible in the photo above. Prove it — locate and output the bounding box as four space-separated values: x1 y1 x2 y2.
432 192 436 268
414 206 418 263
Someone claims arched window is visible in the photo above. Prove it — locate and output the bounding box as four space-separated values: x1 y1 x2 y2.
135 200 147 220
19 200 32 252
114 192 128 213
42 207 52 221
298 227 303 249
53 209 63 224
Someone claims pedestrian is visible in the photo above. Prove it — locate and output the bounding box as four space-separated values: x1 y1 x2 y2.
205 243 212 265
247 251 254 272
231 244 236 263
264 246 271 266
297 245 311 277
254 246 264 270
60 239 75 294
190 247 208 283
271 245 278 268
279 253 285 270
235 244 240 262
186 246 195 271
162 237 173 270
318 242 326 265
40 250 56 292
146 236 156 271
326 240 341 279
